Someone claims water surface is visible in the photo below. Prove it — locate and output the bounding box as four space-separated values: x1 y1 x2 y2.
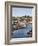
11 24 32 38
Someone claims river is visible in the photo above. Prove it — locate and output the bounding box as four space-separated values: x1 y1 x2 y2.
11 23 32 38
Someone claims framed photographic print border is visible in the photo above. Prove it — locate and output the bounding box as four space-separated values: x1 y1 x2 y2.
5 1 37 45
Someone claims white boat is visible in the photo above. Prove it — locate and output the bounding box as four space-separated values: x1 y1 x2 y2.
19 22 26 27
22 24 26 27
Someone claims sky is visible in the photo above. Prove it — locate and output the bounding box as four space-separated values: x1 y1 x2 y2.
12 7 32 17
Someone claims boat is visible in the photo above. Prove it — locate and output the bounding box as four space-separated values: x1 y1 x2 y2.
27 29 32 37
19 22 26 28
22 24 26 27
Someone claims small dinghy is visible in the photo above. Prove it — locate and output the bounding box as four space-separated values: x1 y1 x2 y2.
22 24 26 27
20 23 26 28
